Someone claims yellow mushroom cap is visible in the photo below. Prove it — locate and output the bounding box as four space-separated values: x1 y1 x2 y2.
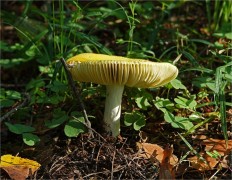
67 53 178 88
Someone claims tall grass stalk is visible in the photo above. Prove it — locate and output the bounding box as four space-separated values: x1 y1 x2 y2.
215 62 232 143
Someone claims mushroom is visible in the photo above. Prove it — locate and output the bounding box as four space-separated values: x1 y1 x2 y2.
67 53 178 137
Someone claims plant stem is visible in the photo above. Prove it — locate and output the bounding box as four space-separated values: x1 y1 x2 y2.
104 85 124 137
60 58 93 137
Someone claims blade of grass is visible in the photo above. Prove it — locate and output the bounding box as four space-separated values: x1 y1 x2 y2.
178 133 206 163
215 63 231 143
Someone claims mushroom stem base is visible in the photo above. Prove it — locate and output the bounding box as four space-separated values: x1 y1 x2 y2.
104 85 124 137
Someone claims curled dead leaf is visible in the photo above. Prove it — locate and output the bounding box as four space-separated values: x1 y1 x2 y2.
188 139 232 171
203 139 232 156
188 153 218 171
136 142 178 166
0 154 41 180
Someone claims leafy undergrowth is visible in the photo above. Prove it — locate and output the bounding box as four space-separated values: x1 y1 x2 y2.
1 1 232 179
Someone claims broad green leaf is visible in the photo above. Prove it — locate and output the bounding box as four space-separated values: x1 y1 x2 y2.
0 88 6 98
133 115 146 131
170 79 186 89
25 44 37 57
0 99 15 108
124 111 146 130
6 90 21 99
154 98 174 112
0 58 28 68
47 80 67 93
45 108 69 128
26 79 45 90
135 96 151 110
186 98 197 109
71 111 83 117
64 118 86 137
22 133 40 146
174 97 188 108
164 111 175 123
225 32 232 39
5 122 35 134
124 113 135 126
172 116 194 130
46 95 64 104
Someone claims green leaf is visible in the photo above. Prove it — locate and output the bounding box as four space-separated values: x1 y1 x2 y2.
186 98 197 109
174 96 188 108
22 133 40 146
225 32 232 39
46 95 64 104
193 77 216 92
0 88 6 98
170 79 186 89
174 96 197 110
124 111 146 131
25 44 37 57
0 99 15 108
45 108 69 128
172 116 194 130
64 118 86 137
182 50 198 66
6 90 21 100
135 96 151 110
0 41 11 51
134 116 146 131
26 79 45 90
164 112 193 130
164 111 175 123
0 58 29 68
5 122 35 134
135 90 153 110
47 80 67 93
124 113 135 126
154 97 174 112
189 39 215 47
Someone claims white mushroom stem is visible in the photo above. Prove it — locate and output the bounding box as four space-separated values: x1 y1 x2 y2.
104 84 124 137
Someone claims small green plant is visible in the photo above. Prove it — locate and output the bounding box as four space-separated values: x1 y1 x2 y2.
0 89 22 108
64 111 88 137
124 111 146 131
4 122 40 146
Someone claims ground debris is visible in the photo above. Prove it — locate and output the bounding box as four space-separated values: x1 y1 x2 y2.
37 133 159 179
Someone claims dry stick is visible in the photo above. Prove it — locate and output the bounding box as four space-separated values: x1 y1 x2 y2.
0 93 30 122
59 58 93 137
111 149 116 180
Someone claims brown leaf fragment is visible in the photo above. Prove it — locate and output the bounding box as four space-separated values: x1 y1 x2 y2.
159 145 176 180
203 139 232 156
188 153 218 171
136 142 178 166
188 139 232 171
0 154 41 180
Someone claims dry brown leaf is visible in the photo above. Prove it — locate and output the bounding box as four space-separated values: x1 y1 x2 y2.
0 154 41 180
203 139 232 156
136 142 178 166
188 153 218 171
159 145 176 180
188 139 232 171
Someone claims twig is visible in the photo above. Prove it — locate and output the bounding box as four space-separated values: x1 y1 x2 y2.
0 93 30 122
0 83 26 88
111 149 116 180
59 58 93 137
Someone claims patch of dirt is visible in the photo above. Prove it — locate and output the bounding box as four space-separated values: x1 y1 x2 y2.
35 132 159 179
